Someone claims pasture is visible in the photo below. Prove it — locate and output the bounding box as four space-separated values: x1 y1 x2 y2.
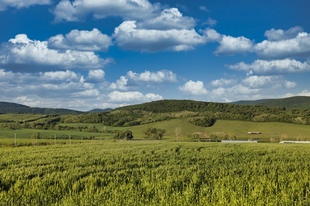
1 118 310 143
1 142 310 205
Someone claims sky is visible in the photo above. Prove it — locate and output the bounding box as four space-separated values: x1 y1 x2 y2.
0 0 310 111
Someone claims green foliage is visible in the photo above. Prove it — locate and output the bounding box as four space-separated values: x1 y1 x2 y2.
31 132 40 139
1 143 310 205
113 130 134 140
188 116 216 127
142 127 166 139
60 99 310 127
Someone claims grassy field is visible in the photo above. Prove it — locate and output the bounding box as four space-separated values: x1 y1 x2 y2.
1 119 310 143
128 118 310 141
0 127 114 145
1 142 310 205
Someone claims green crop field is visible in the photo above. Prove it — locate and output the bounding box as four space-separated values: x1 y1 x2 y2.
1 142 310 205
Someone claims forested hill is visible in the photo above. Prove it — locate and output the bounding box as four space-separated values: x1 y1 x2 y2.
0 101 84 115
62 99 310 127
260 96 310 109
231 96 310 109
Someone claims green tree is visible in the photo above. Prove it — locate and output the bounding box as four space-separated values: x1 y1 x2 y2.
31 132 40 139
142 127 166 140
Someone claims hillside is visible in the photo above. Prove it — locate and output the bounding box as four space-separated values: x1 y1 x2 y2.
59 99 310 127
260 96 310 109
231 99 269 106
0 101 84 115
86 108 113 113
231 96 310 109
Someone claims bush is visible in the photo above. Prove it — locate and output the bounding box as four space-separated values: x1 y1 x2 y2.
31 132 40 139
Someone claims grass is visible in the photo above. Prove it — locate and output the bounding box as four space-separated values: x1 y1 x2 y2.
128 118 310 141
1 142 310 205
0 127 113 142
1 118 310 143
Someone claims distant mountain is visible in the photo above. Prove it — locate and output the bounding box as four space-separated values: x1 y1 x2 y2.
0 102 29 108
86 108 113 113
231 99 269 105
231 96 310 109
0 101 84 115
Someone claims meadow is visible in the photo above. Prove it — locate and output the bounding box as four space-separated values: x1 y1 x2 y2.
1 118 310 144
1 142 310 205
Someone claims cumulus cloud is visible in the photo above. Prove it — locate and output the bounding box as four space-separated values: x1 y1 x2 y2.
227 59 310 75
51 0 161 23
0 0 51 11
113 21 218 52
0 69 167 110
202 17 217 27
207 74 297 102
0 34 113 71
137 8 196 30
85 69 105 83
253 31 310 59
264 26 304 41
48 29 113 52
214 35 254 56
285 89 310 98
108 91 163 102
109 76 129 91
241 75 296 89
210 78 238 87
179 80 209 95
127 70 177 83
108 70 178 91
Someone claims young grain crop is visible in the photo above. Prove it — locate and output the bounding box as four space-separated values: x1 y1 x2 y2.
0 142 310 205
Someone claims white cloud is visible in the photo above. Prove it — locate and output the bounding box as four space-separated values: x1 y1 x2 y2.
107 70 178 91
0 34 113 71
179 80 209 95
285 81 297 89
51 0 161 23
227 59 310 75
202 17 217 27
0 0 51 11
254 31 310 59
108 91 163 102
48 28 113 52
109 76 129 91
0 69 168 110
264 26 304 41
242 75 296 89
127 70 177 83
214 35 254 56
40 70 81 82
85 69 105 83
285 89 310 98
113 21 216 52
199 6 209 12
137 8 196 30
211 78 238 87
210 85 261 100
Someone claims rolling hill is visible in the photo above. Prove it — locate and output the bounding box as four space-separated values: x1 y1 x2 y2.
231 96 310 109
0 101 84 115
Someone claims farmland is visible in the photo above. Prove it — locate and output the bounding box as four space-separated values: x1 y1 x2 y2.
1 142 310 205
1 118 310 144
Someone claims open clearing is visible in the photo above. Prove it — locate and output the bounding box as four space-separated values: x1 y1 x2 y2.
1 142 310 205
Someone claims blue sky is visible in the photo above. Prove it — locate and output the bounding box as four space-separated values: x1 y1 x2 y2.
0 0 309 111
